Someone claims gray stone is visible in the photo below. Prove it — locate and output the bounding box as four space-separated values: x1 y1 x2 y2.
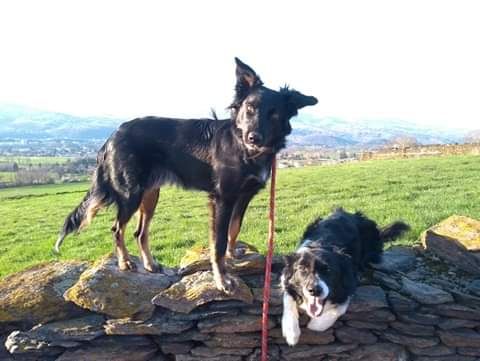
348 286 388 313
269 327 335 345
371 271 401 290
452 289 480 309
467 279 480 296
55 335 158 361
245 345 281 361
243 305 283 316
154 330 210 343
341 309 395 323
166 309 235 321
190 346 252 357
5 315 104 353
382 330 439 348
387 291 419 313
396 311 441 325
251 287 283 306
458 347 480 356
372 246 417 273
204 333 261 348
433 303 480 320
160 342 194 355
152 271 253 314
438 318 480 330
401 277 454 304
408 345 455 356
198 314 274 334
0 261 88 325
64 254 176 320
334 326 377 344
280 343 357 359
389 321 435 336
175 355 242 361
414 356 476 361
346 320 389 330
105 313 193 335
349 343 409 361
438 328 480 348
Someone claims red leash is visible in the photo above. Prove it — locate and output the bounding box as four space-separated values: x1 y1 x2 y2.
261 156 277 361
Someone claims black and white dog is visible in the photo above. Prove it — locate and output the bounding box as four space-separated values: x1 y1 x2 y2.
281 208 409 346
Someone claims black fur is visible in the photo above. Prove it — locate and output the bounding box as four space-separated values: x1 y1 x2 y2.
282 208 410 304
56 58 317 293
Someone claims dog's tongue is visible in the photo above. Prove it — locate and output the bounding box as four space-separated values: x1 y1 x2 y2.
309 297 323 317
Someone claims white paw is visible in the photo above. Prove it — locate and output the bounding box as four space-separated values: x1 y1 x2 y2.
282 316 301 346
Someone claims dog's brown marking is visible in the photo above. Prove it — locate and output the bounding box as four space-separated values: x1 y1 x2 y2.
135 188 160 272
112 221 136 271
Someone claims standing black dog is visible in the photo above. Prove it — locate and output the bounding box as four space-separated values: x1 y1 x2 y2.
55 58 317 294
281 208 409 345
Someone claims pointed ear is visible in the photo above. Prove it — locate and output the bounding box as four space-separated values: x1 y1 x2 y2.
234 57 263 100
286 89 318 110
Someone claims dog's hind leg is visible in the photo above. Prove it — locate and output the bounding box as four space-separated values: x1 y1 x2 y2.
226 191 256 259
135 188 160 273
112 195 142 271
208 195 236 294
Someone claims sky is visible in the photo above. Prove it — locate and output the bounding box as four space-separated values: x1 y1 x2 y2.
0 0 479 129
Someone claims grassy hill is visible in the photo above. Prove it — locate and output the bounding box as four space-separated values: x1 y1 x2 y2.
1 155 479 278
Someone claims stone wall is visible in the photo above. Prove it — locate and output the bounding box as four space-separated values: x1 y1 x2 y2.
1 249 480 361
360 143 480 161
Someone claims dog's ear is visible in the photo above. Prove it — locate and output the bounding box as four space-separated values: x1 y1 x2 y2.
286 89 318 110
234 57 263 100
281 254 299 285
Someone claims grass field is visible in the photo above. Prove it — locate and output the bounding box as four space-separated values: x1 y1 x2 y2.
0 156 73 165
1 155 479 278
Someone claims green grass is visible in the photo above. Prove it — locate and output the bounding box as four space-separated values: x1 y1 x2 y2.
0 172 15 183
1 155 480 278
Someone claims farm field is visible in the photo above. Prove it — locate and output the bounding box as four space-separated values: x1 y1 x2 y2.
0 155 479 278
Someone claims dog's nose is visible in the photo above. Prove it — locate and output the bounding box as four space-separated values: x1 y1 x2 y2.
308 285 323 297
247 132 263 145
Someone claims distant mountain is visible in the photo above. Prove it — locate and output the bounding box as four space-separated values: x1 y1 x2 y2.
0 103 122 140
289 115 469 149
0 103 470 149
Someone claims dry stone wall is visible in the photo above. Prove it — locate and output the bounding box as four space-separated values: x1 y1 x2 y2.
1 226 480 361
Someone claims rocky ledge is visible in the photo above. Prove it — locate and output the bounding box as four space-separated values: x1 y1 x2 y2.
1 217 480 361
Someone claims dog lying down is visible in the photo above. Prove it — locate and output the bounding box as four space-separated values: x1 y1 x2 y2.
281 208 409 346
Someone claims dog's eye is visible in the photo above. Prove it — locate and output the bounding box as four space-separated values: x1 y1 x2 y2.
246 104 255 115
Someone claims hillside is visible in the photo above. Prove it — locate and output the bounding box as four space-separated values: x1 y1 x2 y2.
1 155 479 278
0 103 473 149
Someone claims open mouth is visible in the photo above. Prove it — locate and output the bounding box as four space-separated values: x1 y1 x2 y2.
306 295 327 318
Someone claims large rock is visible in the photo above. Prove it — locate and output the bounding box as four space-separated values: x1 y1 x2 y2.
400 277 454 304
152 271 253 314
438 328 480 348
178 241 265 276
348 286 388 312
55 335 158 361
64 254 176 320
373 246 417 273
5 315 105 353
0 261 88 325
421 215 480 274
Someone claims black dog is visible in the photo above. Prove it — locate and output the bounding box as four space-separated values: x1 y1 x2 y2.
281 208 409 345
55 58 317 294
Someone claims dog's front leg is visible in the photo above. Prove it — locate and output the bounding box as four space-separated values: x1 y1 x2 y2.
226 191 256 259
209 197 236 294
282 292 301 346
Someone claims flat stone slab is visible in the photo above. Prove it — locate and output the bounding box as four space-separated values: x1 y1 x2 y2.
372 246 417 273
348 285 388 312
197 314 274 334
55 335 158 361
421 215 480 274
5 315 105 353
152 271 253 314
0 261 88 325
179 241 264 276
401 277 454 305
105 313 193 335
64 253 177 320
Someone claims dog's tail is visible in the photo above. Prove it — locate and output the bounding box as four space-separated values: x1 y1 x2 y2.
380 221 410 242
54 148 114 253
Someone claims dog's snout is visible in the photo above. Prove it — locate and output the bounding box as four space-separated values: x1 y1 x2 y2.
247 131 263 145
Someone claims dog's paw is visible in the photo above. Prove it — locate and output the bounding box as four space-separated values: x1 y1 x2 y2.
282 316 301 346
119 259 137 271
214 273 237 295
144 260 162 273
